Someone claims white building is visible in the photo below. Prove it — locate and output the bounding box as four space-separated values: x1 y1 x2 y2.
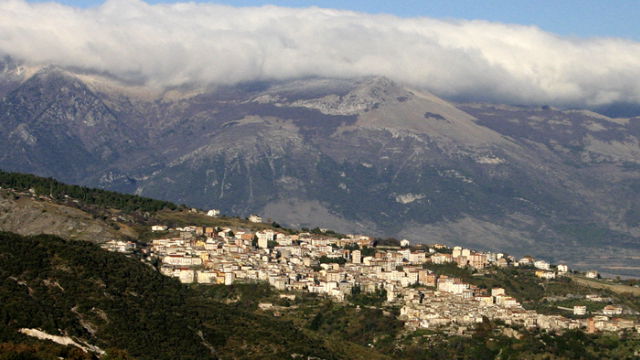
352 250 361 264
431 253 453 264
603 305 623 316
101 240 136 253
224 272 235 285
518 256 534 266
452 246 462 258
437 277 469 295
256 231 275 249
495 295 519 308
534 260 551 270
585 270 599 279
573 306 587 316
196 270 218 284
207 209 221 217
409 251 426 264
475 296 494 307
248 215 263 223
151 225 168 232
162 268 195 284
535 270 556 279
162 255 202 266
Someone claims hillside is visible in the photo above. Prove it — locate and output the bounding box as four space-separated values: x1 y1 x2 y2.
1 172 639 359
0 189 131 243
0 232 387 360
1 63 640 276
0 169 296 245
2 232 639 360
0 169 177 243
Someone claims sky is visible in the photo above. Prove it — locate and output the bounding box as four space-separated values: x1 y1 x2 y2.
26 0 640 41
3 0 640 107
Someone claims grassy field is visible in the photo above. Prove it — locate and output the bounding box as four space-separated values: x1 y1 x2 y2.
569 275 640 296
155 210 288 231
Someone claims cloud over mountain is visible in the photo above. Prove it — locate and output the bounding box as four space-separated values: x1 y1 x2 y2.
2 0 640 107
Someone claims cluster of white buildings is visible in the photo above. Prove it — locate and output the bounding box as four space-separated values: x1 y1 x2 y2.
137 223 638 335
147 228 518 304
100 239 136 253
400 279 637 333
400 286 569 333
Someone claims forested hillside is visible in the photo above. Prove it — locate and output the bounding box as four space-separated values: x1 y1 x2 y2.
0 232 351 360
0 170 177 213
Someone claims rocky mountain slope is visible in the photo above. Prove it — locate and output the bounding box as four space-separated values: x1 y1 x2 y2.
1 59 639 275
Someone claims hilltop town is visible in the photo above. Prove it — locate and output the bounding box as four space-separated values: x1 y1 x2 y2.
102 210 640 337
2 171 640 359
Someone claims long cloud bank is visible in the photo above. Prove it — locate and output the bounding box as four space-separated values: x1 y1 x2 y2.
1 0 640 107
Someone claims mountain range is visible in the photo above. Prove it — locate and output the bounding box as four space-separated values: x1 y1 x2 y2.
1 56 639 276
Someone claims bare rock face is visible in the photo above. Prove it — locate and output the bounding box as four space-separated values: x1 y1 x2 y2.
0 66 140 183
1 63 640 275
0 191 126 243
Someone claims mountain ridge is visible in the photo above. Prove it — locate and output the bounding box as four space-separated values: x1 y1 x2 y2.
1 63 639 276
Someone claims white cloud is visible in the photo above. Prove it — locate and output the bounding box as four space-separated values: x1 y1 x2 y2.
1 0 640 107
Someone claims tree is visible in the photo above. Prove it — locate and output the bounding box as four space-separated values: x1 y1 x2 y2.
344 243 359 251
103 349 135 360
361 246 376 257
318 255 346 265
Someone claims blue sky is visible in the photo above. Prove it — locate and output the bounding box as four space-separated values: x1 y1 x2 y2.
26 0 640 40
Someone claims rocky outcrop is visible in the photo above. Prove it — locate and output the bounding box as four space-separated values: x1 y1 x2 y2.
0 190 127 243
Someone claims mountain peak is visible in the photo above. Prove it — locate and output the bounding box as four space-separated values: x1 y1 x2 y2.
267 76 409 116
356 75 397 90
350 76 405 103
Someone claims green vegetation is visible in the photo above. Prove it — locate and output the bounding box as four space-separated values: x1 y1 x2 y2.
306 303 403 354
0 170 177 213
395 325 640 360
433 246 453 254
1 232 639 360
374 238 400 247
361 246 376 256
155 211 293 233
308 227 346 239
348 288 387 307
1 170 639 359
0 232 343 360
319 255 347 265
344 243 360 251
469 267 545 305
194 282 275 310
0 342 95 360
422 264 640 315
424 262 475 280
278 288 640 360
567 275 640 312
